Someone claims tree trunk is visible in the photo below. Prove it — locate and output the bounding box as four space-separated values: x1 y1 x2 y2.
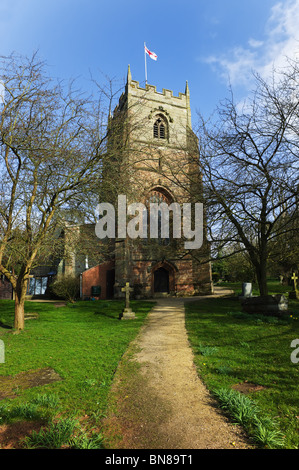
256 261 268 296
14 283 27 330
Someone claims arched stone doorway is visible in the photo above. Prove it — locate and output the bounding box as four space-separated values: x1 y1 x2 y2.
154 267 169 293
151 261 177 295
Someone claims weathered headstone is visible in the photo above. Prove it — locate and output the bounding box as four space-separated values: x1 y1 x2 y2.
242 282 252 298
242 294 288 316
289 272 299 300
119 282 136 319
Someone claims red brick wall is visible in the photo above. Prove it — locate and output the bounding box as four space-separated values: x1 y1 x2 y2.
82 261 114 299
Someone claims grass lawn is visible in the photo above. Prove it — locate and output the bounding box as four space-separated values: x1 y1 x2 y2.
185 282 299 449
0 299 154 448
217 279 294 297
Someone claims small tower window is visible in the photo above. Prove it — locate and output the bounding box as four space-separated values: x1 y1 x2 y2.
153 116 167 140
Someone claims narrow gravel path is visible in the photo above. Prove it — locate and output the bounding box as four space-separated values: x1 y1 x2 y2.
103 293 252 449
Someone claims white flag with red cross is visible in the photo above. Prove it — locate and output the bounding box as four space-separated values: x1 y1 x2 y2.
144 44 157 61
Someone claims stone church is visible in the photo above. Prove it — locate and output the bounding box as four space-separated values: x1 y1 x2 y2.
0 67 212 300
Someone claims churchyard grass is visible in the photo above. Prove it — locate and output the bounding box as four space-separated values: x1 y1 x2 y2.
217 279 294 296
0 299 154 448
185 282 299 449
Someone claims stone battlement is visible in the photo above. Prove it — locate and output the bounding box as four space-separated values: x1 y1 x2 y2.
129 80 187 101
113 65 190 116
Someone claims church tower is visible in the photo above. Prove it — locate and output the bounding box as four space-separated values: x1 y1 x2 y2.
106 67 212 298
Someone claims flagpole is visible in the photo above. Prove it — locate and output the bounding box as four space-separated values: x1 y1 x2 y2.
144 42 147 85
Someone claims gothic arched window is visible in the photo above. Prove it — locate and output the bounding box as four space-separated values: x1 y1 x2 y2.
153 115 167 140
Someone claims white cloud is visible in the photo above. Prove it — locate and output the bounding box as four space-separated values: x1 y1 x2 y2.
205 0 299 88
248 39 264 49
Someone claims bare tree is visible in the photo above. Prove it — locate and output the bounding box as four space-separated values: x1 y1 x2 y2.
196 63 299 295
0 53 106 329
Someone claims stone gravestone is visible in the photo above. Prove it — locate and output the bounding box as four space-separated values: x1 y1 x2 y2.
119 282 136 320
242 294 288 317
239 282 252 299
289 272 299 300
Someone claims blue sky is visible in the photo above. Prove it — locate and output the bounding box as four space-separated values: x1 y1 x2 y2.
1 0 299 122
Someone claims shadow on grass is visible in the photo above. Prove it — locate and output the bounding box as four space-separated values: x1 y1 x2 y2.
94 311 120 320
0 321 13 330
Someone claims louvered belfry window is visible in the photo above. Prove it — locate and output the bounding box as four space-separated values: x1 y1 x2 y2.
153 116 167 139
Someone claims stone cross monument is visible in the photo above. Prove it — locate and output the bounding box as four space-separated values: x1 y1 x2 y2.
120 282 136 319
290 272 299 300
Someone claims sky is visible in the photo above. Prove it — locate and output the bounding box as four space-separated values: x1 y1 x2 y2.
0 0 299 123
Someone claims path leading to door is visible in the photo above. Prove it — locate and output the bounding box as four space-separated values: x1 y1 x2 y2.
103 291 252 449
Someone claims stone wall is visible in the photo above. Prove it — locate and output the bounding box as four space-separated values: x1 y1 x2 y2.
106 68 213 297
0 277 13 300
